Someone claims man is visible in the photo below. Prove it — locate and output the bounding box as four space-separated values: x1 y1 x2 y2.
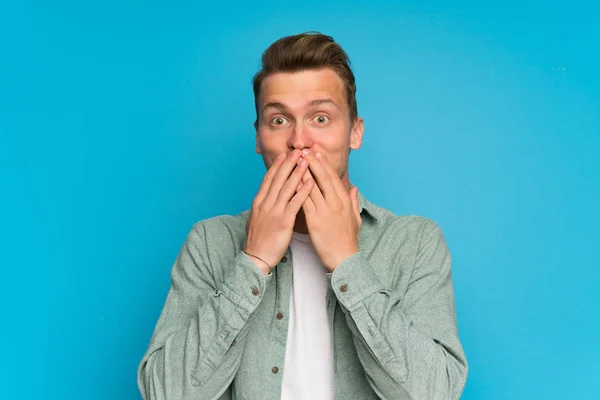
138 32 468 400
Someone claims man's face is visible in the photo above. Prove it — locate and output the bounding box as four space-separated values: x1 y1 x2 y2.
254 68 364 188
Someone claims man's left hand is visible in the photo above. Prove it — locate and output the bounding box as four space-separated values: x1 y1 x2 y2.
300 150 362 272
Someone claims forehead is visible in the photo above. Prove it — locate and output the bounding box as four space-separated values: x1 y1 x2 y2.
259 68 346 109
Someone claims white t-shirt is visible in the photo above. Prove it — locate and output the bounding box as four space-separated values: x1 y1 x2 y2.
281 232 334 400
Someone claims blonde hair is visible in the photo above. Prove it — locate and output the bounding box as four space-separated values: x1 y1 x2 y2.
252 32 357 122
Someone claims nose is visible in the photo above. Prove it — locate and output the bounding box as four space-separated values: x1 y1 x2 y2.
287 123 314 150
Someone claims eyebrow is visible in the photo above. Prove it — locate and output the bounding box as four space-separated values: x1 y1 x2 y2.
308 98 339 109
261 98 340 113
261 102 287 113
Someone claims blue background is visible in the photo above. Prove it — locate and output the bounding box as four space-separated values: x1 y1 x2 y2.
1 1 598 399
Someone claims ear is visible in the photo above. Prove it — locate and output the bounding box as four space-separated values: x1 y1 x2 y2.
350 117 364 150
254 119 262 155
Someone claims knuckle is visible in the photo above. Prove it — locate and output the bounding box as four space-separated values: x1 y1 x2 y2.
332 200 342 211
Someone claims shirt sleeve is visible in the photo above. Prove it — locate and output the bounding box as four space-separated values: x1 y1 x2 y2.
137 223 269 400
330 222 468 400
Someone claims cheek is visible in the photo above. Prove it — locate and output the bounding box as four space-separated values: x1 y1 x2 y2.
258 127 288 149
318 129 351 155
320 134 351 171
258 131 289 167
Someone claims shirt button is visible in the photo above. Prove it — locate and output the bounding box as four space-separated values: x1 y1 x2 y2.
276 312 284 320
272 366 279 374
281 256 288 263
251 287 260 296
340 284 348 292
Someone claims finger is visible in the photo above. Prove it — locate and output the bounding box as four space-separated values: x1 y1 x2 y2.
277 157 309 205
308 176 326 209
264 149 302 206
302 169 313 183
301 194 316 215
303 151 337 201
287 177 313 214
254 152 287 204
300 169 324 208
315 152 347 198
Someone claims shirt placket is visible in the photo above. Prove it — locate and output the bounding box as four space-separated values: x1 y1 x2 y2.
265 246 294 398
326 286 339 396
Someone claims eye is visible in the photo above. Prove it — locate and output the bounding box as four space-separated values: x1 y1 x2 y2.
271 117 287 126
314 115 329 124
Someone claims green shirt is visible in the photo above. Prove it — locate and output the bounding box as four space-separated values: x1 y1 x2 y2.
138 188 468 399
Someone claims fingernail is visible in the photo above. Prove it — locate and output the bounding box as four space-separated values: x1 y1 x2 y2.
277 152 286 160
315 152 323 159
298 158 307 167
302 149 309 156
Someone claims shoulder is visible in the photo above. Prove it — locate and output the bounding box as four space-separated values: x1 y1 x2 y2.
361 200 449 262
183 210 250 256
367 200 441 243
358 200 450 289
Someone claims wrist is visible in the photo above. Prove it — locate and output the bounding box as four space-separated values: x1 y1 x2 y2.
326 249 359 272
242 250 272 275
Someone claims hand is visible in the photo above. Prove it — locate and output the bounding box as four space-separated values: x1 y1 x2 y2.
244 149 314 275
300 150 362 272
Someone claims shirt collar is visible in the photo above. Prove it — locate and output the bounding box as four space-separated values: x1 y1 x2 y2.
349 182 380 223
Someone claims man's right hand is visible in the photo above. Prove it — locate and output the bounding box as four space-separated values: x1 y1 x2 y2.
244 149 313 275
